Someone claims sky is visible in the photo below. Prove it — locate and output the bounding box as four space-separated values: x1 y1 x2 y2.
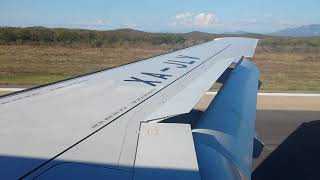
0 0 319 34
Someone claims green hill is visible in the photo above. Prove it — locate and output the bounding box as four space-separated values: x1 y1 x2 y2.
0 26 266 48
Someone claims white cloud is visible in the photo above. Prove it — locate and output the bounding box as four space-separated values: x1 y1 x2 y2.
237 18 258 24
171 12 218 27
263 13 273 18
122 23 139 29
229 14 297 33
194 13 215 26
71 19 109 26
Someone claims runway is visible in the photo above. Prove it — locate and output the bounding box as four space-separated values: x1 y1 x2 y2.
195 93 320 180
1 89 320 179
252 110 320 180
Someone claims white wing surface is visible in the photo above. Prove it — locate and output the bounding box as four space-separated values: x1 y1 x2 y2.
0 37 258 179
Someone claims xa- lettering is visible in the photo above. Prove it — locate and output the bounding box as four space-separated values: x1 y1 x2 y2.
124 77 161 87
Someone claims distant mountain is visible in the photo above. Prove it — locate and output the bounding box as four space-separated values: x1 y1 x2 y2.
223 31 252 35
181 31 217 41
272 24 320 37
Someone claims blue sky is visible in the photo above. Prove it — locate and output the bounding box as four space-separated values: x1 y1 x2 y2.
0 0 319 33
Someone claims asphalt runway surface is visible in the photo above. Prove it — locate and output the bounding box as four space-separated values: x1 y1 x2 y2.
195 94 320 180
1 90 320 179
252 110 320 180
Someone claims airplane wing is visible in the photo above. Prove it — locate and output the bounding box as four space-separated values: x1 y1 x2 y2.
0 37 260 180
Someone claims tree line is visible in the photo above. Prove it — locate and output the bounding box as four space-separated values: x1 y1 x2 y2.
1 26 319 48
0 27 186 47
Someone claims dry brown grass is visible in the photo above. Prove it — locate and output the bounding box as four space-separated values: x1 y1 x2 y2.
0 43 319 92
0 45 168 86
253 45 320 92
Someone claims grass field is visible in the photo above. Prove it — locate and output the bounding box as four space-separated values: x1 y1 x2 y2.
254 45 320 92
1 41 320 92
0 45 168 86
